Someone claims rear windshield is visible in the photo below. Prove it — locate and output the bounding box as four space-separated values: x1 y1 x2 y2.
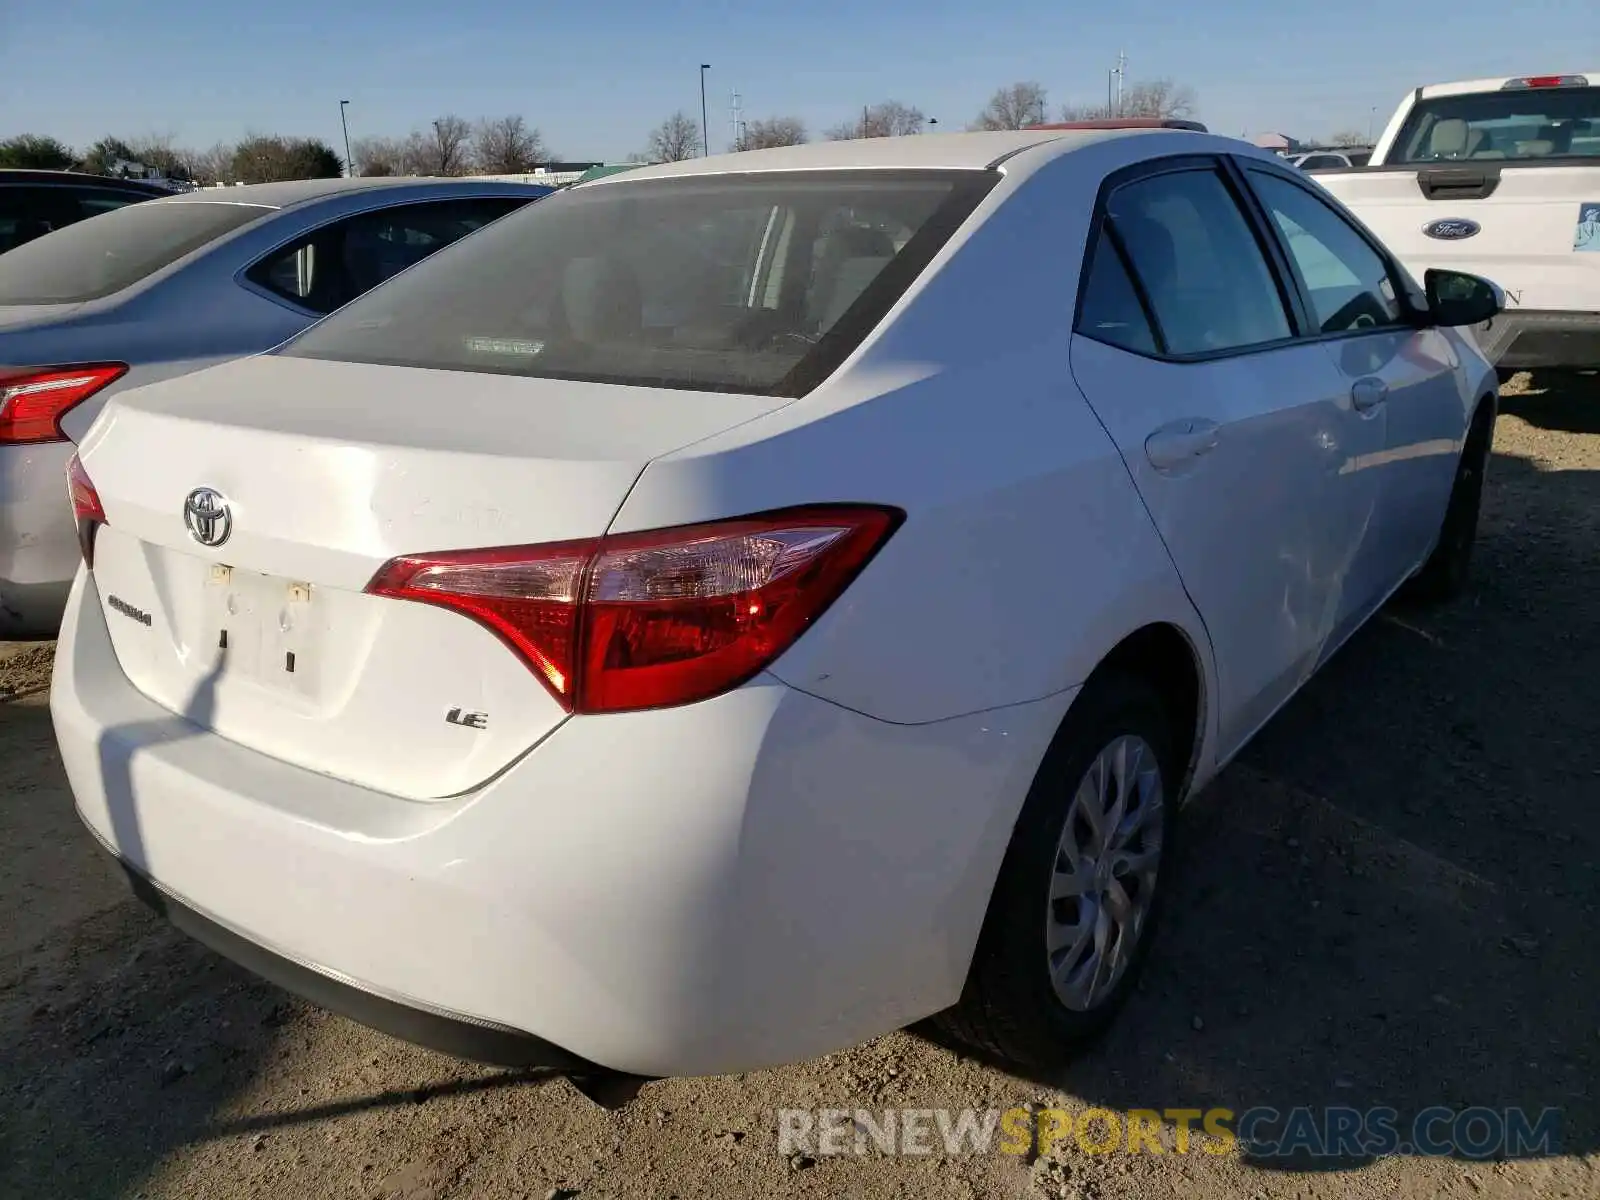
280 170 995 396
0 200 271 303
1391 85 1600 164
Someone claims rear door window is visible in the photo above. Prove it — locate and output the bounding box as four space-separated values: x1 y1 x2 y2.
0 200 270 302
1107 168 1293 355
1075 231 1158 355
280 171 995 396
244 197 534 314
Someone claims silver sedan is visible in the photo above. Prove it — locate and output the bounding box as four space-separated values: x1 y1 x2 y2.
0 176 552 637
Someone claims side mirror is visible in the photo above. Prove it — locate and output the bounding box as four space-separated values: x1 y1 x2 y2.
1424 268 1504 327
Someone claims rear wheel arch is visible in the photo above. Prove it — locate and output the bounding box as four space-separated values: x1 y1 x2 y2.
934 624 1207 1066
1082 622 1206 794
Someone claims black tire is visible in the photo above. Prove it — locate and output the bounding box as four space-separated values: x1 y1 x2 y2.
934 673 1179 1071
1398 404 1494 606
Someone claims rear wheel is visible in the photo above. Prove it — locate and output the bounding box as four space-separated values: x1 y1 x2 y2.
1399 405 1495 606
935 674 1177 1070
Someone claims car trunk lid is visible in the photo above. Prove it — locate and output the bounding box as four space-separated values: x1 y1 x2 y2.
78 354 790 799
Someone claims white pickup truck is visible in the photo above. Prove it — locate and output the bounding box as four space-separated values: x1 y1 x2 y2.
1310 72 1600 373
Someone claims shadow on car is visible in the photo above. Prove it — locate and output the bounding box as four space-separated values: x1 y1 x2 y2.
918 441 1599 1169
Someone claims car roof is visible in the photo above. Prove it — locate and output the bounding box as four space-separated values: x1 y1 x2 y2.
579 128 1179 186
0 169 170 194
148 176 554 211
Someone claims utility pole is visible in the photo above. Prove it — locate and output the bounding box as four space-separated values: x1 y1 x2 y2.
730 89 745 150
339 100 353 177
700 64 712 156
1114 49 1128 115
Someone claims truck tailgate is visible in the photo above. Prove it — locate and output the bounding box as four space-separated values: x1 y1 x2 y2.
1315 166 1600 312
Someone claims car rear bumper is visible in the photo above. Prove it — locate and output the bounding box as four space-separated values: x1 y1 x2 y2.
51 568 1070 1078
1473 309 1600 371
1 441 77 638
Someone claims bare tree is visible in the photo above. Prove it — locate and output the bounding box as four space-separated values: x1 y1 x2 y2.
350 135 407 177
826 101 928 141
190 142 236 185
734 116 807 151
647 111 701 162
422 115 473 175
972 82 1048 131
1328 129 1369 147
126 134 194 181
1061 78 1197 122
473 115 549 173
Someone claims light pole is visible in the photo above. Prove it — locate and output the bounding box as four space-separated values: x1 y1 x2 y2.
1368 105 1377 144
700 64 712 156
339 100 353 176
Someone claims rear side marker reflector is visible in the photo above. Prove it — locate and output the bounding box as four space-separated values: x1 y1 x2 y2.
1 363 127 444
367 505 903 714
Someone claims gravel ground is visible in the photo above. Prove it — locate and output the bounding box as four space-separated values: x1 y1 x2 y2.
2 373 1598 1199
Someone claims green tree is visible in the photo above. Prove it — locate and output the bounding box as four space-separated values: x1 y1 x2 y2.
0 134 77 170
230 135 344 183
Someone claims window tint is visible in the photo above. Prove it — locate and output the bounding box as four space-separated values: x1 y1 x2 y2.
1076 231 1157 354
0 200 268 302
281 172 992 397
76 190 152 220
1108 169 1291 355
1248 171 1403 333
245 197 532 314
0 187 77 254
1390 85 1600 164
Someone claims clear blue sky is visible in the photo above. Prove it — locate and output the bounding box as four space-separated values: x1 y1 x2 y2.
1 0 1593 161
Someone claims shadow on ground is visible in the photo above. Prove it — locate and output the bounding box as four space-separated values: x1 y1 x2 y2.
921 421 1599 1168
1498 370 1600 435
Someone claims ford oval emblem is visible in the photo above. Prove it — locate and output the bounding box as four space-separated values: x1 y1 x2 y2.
1423 218 1481 241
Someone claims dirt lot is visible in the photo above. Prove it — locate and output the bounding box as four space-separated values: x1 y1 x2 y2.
2 373 1598 1200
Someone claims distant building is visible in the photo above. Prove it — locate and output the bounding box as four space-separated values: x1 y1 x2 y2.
1251 132 1302 154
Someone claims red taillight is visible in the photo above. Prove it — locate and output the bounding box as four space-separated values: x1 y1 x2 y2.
1523 75 1566 88
0 363 127 445
367 505 903 714
65 451 106 567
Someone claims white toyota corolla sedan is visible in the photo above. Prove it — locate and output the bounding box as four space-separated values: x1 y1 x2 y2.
51 127 1501 1091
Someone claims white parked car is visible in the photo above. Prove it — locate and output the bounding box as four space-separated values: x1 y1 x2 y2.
51 128 1502 1092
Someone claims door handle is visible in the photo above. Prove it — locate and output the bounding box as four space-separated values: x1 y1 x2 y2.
1351 377 1389 412
1144 418 1220 471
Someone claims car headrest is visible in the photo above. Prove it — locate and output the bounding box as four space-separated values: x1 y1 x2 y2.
1428 119 1470 156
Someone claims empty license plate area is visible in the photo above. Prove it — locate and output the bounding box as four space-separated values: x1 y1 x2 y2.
204 565 322 697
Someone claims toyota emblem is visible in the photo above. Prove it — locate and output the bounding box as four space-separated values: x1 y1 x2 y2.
183 487 232 548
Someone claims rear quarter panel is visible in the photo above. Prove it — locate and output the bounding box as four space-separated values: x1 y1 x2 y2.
612 140 1220 741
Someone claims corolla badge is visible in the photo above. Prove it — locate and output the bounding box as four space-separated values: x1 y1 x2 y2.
183 487 232 548
1423 218 1481 241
